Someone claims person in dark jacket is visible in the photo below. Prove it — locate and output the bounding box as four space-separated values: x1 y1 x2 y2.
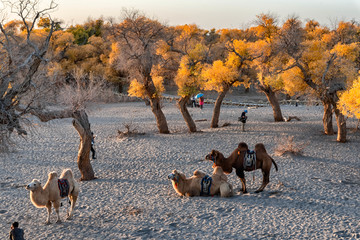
9 222 25 240
91 132 96 159
238 109 248 132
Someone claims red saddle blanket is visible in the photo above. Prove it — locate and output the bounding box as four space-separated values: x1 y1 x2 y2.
58 179 70 198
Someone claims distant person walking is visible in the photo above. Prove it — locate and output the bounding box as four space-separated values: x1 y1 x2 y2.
199 96 204 109
191 96 197 108
238 109 248 132
9 222 25 240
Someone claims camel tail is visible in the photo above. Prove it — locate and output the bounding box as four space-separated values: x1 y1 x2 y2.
60 168 74 179
271 157 278 171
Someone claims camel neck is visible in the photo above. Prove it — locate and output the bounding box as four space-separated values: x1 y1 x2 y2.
30 187 49 207
173 178 191 196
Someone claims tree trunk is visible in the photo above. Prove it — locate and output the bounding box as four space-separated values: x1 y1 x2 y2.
211 86 230 128
149 97 170 134
322 99 334 135
330 94 346 142
261 86 284 122
178 96 197 132
72 110 95 181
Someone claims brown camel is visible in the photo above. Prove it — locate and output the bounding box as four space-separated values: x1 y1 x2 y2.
205 142 278 193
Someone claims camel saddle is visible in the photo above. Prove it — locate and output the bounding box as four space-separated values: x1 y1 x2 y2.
244 150 256 171
58 179 70 198
200 175 212 196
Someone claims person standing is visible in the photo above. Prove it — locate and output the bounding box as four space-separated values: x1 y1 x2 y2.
239 109 248 132
91 132 96 159
9 222 25 240
199 96 204 109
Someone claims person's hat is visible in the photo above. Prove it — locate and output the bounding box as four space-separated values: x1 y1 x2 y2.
244 110 248 113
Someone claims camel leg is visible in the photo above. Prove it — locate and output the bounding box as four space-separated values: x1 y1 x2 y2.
45 201 52 224
255 170 269 193
67 195 78 220
53 200 62 223
236 168 247 193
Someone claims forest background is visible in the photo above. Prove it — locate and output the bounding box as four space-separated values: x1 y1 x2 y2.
1 0 360 179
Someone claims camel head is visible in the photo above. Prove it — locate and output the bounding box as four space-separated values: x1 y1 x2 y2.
205 150 225 166
168 170 185 183
25 179 41 191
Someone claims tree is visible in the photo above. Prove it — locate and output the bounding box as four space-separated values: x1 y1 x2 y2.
338 76 360 130
157 24 209 132
27 69 100 180
252 13 285 122
202 38 257 128
0 0 58 151
111 9 169 134
279 18 359 142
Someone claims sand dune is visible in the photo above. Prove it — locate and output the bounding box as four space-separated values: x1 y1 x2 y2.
1 102 359 239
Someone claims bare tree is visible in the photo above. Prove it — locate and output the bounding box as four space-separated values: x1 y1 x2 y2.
0 0 57 149
0 1 98 180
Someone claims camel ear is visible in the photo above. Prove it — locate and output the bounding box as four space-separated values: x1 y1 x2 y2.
211 150 218 157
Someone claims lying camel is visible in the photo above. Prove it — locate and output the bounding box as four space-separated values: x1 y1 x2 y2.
205 142 278 193
25 169 80 224
168 166 233 197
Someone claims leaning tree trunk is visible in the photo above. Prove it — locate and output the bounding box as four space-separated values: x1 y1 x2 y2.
178 96 197 132
72 110 95 181
260 85 284 122
322 99 334 135
211 85 230 128
331 94 346 142
149 97 170 134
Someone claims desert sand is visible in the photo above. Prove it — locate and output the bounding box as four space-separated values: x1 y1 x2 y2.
1 101 359 239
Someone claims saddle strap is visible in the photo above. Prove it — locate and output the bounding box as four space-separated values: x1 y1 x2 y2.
200 175 212 196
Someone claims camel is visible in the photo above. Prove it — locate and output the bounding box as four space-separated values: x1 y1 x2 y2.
168 166 233 197
205 142 278 193
25 169 80 224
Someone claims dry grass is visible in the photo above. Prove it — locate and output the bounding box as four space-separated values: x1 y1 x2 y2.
117 122 145 138
274 135 308 156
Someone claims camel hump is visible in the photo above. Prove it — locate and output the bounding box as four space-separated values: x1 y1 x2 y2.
48 172 58 180
254 143 267 153
193 170 206 177
60 169 74 179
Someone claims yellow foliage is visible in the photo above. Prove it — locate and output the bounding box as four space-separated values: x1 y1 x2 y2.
128 79 146 98
281 68 309 96
257 72 284 91
338 76 360 119
201 60 238 92
331 43 360 62
152 75 165 97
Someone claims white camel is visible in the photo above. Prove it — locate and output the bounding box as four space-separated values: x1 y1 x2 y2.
26 169 80 224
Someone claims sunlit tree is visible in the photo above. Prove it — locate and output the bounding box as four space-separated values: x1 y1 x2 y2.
111 9 169 133
338 76 360 130
279 18 359 142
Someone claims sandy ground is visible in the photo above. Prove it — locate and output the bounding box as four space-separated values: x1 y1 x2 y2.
1 101 359 239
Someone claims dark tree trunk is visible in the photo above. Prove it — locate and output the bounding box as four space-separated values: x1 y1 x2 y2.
149 97 170 134
178 96 197 132
322 99 334 135
72 110 96 181
260 85 284 122
211 85 230 128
